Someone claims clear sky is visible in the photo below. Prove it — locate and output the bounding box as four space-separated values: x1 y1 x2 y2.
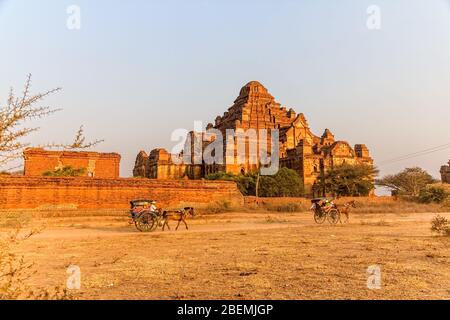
1 0 449 179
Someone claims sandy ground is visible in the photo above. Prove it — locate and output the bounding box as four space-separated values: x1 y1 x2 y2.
4 211 450 300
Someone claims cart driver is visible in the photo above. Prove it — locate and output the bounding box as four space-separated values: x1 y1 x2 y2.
150 200 158 213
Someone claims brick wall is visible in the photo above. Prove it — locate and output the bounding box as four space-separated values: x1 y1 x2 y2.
23 148 121 179
0 176 244 209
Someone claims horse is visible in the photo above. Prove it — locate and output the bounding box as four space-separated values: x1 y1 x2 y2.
339 200 356 223
161 207 195 231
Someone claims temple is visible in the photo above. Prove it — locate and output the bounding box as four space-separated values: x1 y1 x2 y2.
133 81 373 195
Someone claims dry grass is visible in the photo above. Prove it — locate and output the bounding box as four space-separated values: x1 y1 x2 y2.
0 211 33 228
255 197 448 214
0 227 73 300
1 209 449 300
262 202 309 213
199 201 235 215
350 201 447 214
360 219 392 227
264 215 289 224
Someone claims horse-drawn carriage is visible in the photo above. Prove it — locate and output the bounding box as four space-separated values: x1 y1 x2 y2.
129 199 195 232
310 198 356 224
310 198 341 224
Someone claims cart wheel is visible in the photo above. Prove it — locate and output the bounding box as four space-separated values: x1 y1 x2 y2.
135 212 156 232
314 211 326 224
327 209 340 225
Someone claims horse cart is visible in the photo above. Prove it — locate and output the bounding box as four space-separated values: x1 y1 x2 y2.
129 200 195 232
310 198 341 225
129 200 162 232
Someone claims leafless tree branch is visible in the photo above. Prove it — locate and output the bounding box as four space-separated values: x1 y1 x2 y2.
0 74 103 170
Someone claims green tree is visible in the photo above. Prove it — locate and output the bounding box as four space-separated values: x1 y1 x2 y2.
43 166 87 177
205 167 304 197
324 163 378 197
205 172 256 196
376 167 436 197
260 167 304 197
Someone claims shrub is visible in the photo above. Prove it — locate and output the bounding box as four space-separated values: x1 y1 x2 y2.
419 186 448 204
442 196 450 208
43 166 86 177
235 175 257 196
430 215 450 236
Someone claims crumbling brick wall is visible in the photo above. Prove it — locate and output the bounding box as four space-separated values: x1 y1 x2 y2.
23 148 121 179
0 176 243 209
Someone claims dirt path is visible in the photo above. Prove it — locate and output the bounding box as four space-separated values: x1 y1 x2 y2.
22 211 445 240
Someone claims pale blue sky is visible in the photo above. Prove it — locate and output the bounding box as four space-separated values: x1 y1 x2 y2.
1 0 449 178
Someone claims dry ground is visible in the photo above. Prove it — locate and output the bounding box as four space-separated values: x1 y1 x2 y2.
1 210 450 300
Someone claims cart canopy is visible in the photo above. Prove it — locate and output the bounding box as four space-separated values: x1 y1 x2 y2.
130 200 154 208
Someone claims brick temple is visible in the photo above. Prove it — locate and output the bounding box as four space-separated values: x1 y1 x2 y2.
133 81 373 195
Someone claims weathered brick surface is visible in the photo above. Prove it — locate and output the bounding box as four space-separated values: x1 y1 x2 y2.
23 148 121 179
0 176 243 209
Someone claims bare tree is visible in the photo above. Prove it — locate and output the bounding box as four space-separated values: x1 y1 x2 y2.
0 74 103 170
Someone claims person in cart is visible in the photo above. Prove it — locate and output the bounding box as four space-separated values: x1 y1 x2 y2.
320 198 335 212
128 199 158 224
149 200 159 214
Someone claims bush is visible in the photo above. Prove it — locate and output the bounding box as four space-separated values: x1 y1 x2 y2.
443 196 450 208
419 186 448 204
43 166 87 177
430 215 450 236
